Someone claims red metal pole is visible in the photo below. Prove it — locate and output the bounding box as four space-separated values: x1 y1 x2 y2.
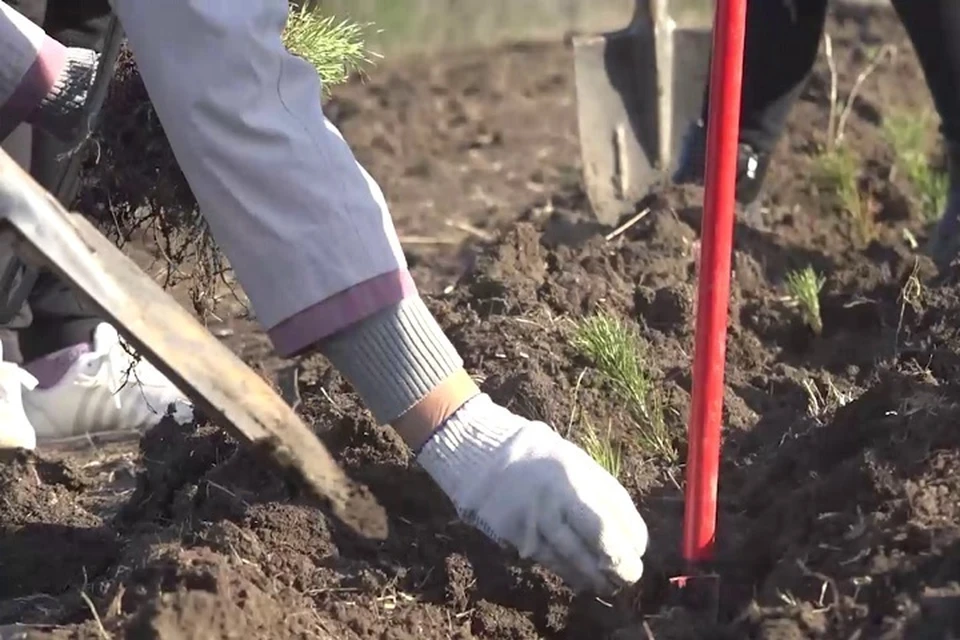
682 0 748 565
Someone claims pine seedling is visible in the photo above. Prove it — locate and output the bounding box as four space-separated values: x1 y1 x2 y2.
580 420 623 480
884 111 948 222
283 6 379 92
813 147 875 243
572 313 677 462
785 266 826 335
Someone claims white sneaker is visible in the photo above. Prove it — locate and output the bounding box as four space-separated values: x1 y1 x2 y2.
24 323 194 440
0 342 40 451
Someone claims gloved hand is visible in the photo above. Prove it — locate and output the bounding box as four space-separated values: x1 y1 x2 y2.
417 393 648 595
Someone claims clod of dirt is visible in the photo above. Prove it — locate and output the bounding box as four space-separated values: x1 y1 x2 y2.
466 223 548 315
713 373 960 638
0 452 118 623
634 284 695 334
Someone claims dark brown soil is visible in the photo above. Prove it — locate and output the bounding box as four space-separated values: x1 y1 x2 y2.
4 4 960 639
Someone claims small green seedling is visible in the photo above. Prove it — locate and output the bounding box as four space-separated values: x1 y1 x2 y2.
883 111 928 162
816 33 894 244
884 110 948 222
283 7 380 93
914 170 949 223
572 313 677 462
580 420 623 480
814 147 859 206
784 266 826 335
813 147 875 244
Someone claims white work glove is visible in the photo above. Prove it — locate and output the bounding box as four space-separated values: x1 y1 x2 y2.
417 393 648 595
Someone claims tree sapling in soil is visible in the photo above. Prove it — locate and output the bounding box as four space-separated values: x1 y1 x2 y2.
813 34 893 245
572 313 677 462
579 419 623 480
813 147 876 245
883 110 948 222
283 6 380 94
784 266 826 335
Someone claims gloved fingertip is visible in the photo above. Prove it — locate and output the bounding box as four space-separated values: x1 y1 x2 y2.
618 557 644 586
629 513 649 553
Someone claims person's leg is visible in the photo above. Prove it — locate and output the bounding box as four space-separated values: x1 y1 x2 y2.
674 0 830 206
0 121 41 450
738 0 830 155
891 0 960 149
0 0 99 142
891 0 960 268
3 0 42 23
18 273 98 364
0 123 36 365
18 0 111 368
30 0 112 204
0 1 193 437
2 0 106 368
2 1 49 344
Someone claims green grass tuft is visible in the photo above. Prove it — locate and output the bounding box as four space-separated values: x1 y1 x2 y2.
572 314 677 462
884 110 948 222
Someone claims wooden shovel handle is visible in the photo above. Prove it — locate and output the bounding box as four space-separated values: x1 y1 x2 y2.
0 149 388 540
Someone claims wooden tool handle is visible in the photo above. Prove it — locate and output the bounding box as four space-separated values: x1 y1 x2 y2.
0 149 388 540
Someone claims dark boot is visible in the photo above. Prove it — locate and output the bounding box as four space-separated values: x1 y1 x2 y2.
929 143 960 270
673 119 772 228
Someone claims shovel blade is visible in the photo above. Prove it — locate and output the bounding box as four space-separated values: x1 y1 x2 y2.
573 4 713 225
0 149 388 540
664 25 714 173
573 25 659 225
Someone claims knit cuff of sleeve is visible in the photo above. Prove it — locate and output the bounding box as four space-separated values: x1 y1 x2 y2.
319 295 463 425
29 47 99 142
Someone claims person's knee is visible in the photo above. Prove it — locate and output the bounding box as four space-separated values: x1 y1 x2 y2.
2 124 33 169
42 0 112 49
